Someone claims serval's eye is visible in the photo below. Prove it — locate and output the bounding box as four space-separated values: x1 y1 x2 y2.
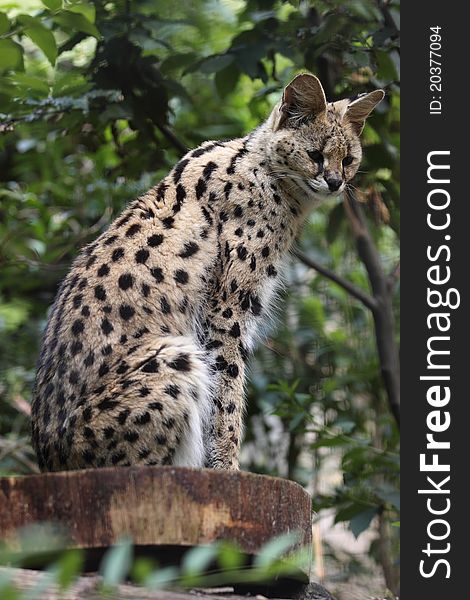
307 149 323 163
342 155 354 167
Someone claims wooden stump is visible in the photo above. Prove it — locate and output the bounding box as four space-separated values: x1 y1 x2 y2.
0 467 312 596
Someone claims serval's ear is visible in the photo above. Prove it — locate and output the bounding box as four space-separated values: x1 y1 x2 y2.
272 73 327 131
344 90 385 135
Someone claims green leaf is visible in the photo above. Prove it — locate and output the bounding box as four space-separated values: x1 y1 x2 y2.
100 538 133 588
0 12 10 36
349 507 378 538
68 0 96 23
7 73 50 98
215 62 240 98
335 502 368 524
144 567 179 590
52 550 84 590
254 531 300 568
311 435 349 450
199 54 233 74
181 544 218 575
18 15 57 66
375 49 398 82
42 0 62 9
217 542 245 570
0 39 24 72
54 10 100 39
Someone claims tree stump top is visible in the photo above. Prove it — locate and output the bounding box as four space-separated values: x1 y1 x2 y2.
0 466 312 586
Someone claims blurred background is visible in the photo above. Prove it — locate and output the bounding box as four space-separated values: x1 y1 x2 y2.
0 0 400 597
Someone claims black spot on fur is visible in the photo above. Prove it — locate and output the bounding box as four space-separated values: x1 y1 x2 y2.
229 322 241 338
237 246 248 261
168 354 190 371
82 450 95 464
71 319 84 336
151 267 164 283
119 304 135 321
101 318 113 335
112 247 125 262
250 255 256 272
134 412 151 426
174 269 189 284
124 430 139 443
98 399 119 411
226 143 248 174
251 295 262 315
85 255 97 269
104 235 118 246
173 158 190 183
206 339 223 350
70 340 83 356
195 178 207 200
116 214 131 228
215 355 228 371
203 161 218 179
191 142 219 158
165 384 180 398
83 406 93 422
179 242 199 258
111 451 126 465
142 359 159 373
162 217 174 229
95 285 106 301
126 224 141 237
103 427 115 439
135 249 149 264
118 273 134 290
117 409 130 424
227 364 239 378
97 264 110 277
160 296 171 314
267 264 277 277
148 234 164 247
98 363 110 377
224 181 233 199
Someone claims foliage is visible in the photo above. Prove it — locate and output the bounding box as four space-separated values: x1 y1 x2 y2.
0 0 400 592
0 531 308 597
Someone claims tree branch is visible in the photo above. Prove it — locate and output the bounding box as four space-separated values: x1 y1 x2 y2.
344 188 400 427
156 123 188 157
387 260 400 292
294 250 377 311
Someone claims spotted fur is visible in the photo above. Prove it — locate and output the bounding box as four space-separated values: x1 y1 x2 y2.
31 74 384 470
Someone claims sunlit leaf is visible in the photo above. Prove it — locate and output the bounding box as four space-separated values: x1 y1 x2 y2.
0 12 10 35
54 10 100 39
0 39 24 72
350 507 378 538
181 544 219 575
100 538 133 588
42 0 62 10
18 14 58 66
254 531 300 568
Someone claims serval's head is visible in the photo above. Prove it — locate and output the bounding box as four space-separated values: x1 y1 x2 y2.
266 73 384 198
